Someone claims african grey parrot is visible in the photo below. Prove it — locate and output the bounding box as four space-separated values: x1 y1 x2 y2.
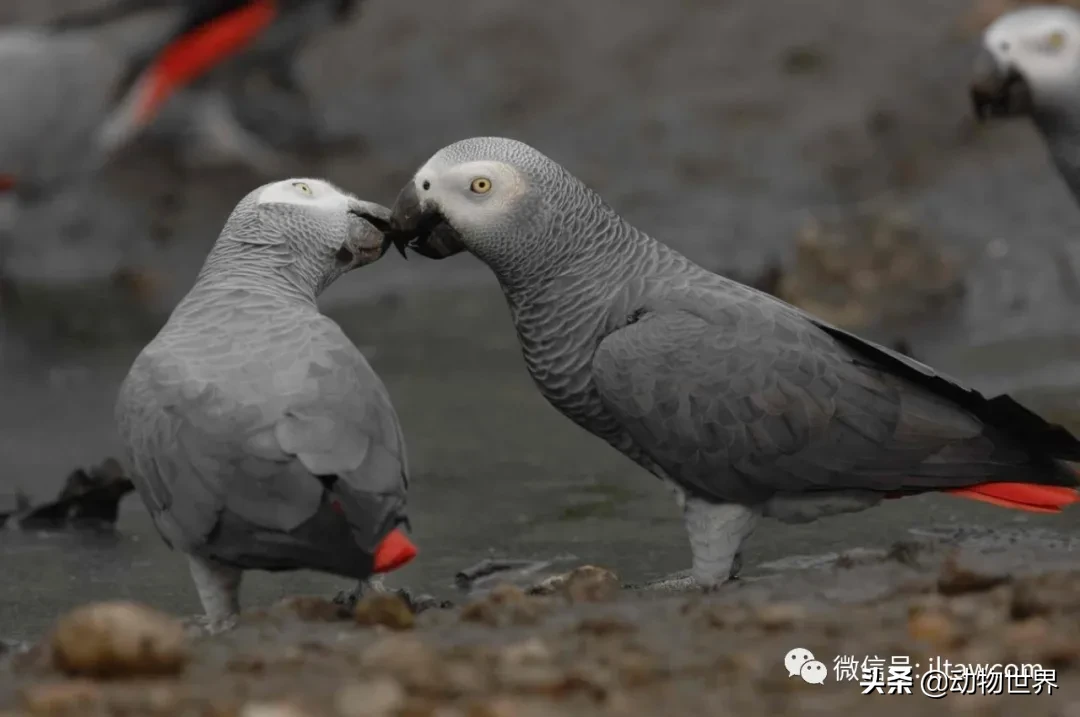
0 0 279 280
386 136 1080 590
972 4 1080 204
51 0 366 170
116 178 415 631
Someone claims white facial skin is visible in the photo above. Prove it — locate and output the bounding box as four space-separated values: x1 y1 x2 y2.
413 160 527 235
247 177 388 268
256 178 354 212
984 7 1080 100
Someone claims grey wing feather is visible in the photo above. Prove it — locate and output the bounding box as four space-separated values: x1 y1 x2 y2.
591 304 1072 506
274 336 409 552
115 356 337 553
115 358 229 551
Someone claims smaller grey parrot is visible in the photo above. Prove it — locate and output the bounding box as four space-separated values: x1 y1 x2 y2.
971 5 1080 203
116 178 415 632
385 137 1080 591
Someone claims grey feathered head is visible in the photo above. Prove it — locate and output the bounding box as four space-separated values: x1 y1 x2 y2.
205 178 392 295
972 5 1080 121
387 137 628 285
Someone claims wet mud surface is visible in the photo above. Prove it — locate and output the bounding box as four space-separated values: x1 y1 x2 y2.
5 534 1080 715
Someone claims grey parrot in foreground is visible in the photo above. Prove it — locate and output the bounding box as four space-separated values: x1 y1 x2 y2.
116 178 415 631
386 136 1080 590
971 5 1080 204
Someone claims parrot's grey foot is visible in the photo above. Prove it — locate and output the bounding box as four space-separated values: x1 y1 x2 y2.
628 553 743 594
684 498 759 589
182 612 238 637
332 576 388 608
332 579 449 614
392 588 451 614
187 555 241 634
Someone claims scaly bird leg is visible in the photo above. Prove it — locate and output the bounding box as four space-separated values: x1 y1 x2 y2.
187 554 242 634
684 497 759 592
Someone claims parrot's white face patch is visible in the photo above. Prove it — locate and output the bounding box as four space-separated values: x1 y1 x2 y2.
984 7 1080 91
414 160 526 234
256 178 353 212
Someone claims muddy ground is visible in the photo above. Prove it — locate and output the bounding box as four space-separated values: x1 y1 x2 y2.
5 534 1080 716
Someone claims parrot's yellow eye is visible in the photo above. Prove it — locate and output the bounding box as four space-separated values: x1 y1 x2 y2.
470 177 492 194
292 182 313 195
1048 30 1067 50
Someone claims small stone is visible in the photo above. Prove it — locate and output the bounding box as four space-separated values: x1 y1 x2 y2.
500 638 553 665
495 638 565 694
494 662 567 694
239 702 312 717
459 600 499 626
335 677 406 717
19 681 101 715
362 635 443 691
937 553 1010 596
907 610 958 649
1005 617 1050 649
466 697 562 717
753 602 807 630
1010 582 1051 621
701 604 751 629
274 596 352 622
460 585 545 627
612 649 663 687
563 566 619 604
573 616 636 636
354 593 415 631
50 601 188 678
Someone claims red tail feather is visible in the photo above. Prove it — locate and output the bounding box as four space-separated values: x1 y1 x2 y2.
133 0 277 124
946 482 1080 513
331 501 417 572
373 529 418 573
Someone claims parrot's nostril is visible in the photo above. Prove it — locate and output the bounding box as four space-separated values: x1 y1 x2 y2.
422 181 431 191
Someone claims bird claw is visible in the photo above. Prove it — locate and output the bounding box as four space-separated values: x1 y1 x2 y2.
624 551 745 594
332 580 450 614
182 613 238 637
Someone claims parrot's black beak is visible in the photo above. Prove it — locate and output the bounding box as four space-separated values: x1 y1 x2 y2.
347 206 394 259
387 181 466 260
970 47 1032 121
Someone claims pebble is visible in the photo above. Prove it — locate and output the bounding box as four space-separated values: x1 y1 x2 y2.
753 602 807 630
466 697 564 717
239 701 313 717
19 680 101 715
936 553 1010 596
50 601 189 678
907 610 958 649
563 566 620 604
354 593 415 631
460 585 546 627
335 677 406 717
362 635 444 691
273 596 353 623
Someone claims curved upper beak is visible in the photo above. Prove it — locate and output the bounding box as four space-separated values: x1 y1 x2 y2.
386 180 466 260
970 47 1031 120
347 200 394 258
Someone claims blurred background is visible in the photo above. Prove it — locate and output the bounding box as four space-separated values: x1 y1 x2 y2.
2 0 1080 639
